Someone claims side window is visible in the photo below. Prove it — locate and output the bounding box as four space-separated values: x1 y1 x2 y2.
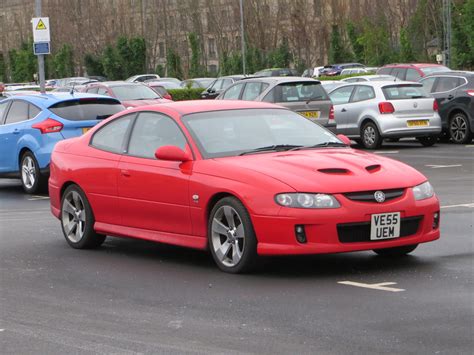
262 88 276 102
222 83 245 99
406 69 422 82
0 101 10 124
127 112 186 159
351 85 375 102
435 77 463 92
28 104 41 119
221 79 233 90
329 86 355 105
241 82 266 100
211 79 223 91
97 87 109 96
421 77 437 93
4 101 29 124
91 115 133 153
87 87 99 94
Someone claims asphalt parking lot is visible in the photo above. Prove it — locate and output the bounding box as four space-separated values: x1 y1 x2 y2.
1 141 473 354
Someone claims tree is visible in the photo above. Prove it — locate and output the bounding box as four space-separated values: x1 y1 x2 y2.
128 37 147 75
166 48 184 79
188 32 204 78
101 45 123 80
328 25 351 63
9 41 37 82
84 54 104 76
399 27 416 62
347 22 364 62
155 64 165 77
0 54 5 82
452 0 474 69
267 39 292 68
357 19 396 66
53 44 74 78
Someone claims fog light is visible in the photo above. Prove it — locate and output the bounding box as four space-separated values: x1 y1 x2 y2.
433 211 440 229
295 225 307 243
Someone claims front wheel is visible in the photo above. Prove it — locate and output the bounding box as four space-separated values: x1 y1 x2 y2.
373 244 418 257
20 151 46 194
61 185 106 249
208 197 258 273
417 136 437 147
361 122 382 149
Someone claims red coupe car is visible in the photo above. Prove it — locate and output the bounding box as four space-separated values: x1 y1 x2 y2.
49 101 440 273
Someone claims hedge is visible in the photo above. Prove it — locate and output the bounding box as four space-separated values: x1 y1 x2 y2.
168 88 203 101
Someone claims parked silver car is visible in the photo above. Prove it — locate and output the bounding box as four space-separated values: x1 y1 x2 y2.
341 74 400 83
216 77 335 132
328 82 442 148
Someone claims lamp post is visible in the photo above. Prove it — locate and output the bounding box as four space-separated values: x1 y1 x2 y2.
239 0 246 75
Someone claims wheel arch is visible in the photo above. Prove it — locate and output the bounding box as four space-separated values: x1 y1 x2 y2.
360 117 381 133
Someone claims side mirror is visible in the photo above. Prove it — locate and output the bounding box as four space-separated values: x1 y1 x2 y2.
337 134 352 146
155 146 192 162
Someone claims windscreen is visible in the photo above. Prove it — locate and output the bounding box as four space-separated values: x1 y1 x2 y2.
182 108 340 158
382 84 430 100
48 98 124 121
111 85 160 100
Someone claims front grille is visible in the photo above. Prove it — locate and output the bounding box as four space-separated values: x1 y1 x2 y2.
344 188 405 202
337 216 422 243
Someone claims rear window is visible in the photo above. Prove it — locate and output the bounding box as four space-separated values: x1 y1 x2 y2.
267 82 328 102
382 84 429 100
49 98 125 121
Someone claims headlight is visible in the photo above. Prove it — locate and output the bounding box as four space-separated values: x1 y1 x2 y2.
412 181 434 200
275 193 340 208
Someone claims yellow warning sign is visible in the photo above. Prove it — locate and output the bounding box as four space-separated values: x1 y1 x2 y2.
36 19 46 30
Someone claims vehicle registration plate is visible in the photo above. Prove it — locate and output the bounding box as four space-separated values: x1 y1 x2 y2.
300 111 320 120
407 120 429 127
82 127 92 134
370 212 401 240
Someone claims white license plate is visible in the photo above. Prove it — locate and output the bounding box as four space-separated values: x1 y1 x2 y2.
370 212 401 240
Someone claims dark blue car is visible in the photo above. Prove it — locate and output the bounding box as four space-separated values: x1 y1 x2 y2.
0 93 124 193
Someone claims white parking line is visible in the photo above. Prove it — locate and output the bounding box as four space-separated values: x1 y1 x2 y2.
374 151 399 154
338 281 405 292
465 145 474 148
440 203 474 209
425 164 462 169
27 195 50 201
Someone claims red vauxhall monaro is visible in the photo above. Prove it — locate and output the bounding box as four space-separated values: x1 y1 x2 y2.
49 100 440 273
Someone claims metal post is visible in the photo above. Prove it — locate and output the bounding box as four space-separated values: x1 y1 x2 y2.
239 0 246 75
35 0 46 93
443 0 451 68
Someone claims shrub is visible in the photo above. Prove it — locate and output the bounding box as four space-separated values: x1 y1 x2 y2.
168 88 204 101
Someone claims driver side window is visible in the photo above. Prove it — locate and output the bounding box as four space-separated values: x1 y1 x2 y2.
127 112 186 159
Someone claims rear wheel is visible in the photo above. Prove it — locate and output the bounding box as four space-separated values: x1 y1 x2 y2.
361 122 382 149
208 197 258 273
449 112 472 144
417 136 437 147
61 184 106 249
20 151 46 194
373 244 418 257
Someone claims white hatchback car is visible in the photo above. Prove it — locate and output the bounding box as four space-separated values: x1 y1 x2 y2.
328 82 442 149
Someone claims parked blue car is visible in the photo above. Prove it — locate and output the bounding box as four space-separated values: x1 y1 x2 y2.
0 93 124 193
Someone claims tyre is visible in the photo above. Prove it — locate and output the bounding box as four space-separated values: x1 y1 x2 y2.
373 244 418 257
417 136 437 147
208 196 258 273
61 184 106 249
20 151 46 194
449 112 472 144
361 122 382 149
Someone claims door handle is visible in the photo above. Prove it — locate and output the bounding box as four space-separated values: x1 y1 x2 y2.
447 95 454 100
13 129 20 135
341 108 347 112
121 169 131 177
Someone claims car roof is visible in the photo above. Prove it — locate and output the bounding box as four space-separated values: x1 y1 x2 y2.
239 76 319 84
88 81 145 87
327 80 421 92
129 100 283 116
422 71 474 78
2 92 120 107
382 63 446 68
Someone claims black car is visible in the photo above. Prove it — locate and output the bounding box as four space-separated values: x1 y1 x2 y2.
200 75 246 99
420 71 474 143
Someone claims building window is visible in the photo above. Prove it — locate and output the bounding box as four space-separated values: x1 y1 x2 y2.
158 42 165 58
208 64 218 74
208 38 217 59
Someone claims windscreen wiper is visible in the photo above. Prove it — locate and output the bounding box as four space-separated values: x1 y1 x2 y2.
290 142 348 151
306 95 323 104
239 144 303 156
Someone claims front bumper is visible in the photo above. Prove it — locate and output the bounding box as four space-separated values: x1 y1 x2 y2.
252 191 440 255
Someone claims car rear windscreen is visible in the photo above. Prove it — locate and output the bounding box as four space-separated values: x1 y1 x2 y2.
382 84 429 100
276 82 328 102
48 98 125 121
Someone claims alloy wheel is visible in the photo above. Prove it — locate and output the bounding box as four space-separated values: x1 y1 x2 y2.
211 205 245 267
450 115 467 142
21 156 36 189
61 190 86 243
364 126 376 145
